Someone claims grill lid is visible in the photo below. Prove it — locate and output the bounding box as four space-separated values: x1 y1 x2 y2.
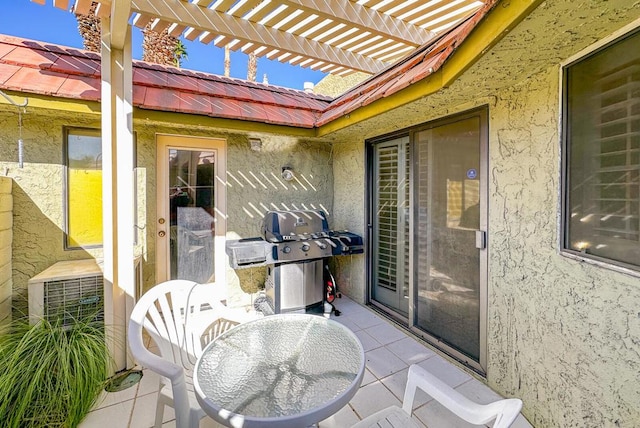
262 210 329 242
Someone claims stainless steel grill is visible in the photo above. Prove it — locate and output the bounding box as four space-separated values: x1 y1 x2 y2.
226 210 363 313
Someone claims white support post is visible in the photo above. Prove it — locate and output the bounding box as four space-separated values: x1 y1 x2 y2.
101 15 134 373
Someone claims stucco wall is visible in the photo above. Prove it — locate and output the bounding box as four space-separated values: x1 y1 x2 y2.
330 2 640 426
0 109 102 310
0 176 12 329
331 141 366 303
488 63 640 428
0 108 333 310
134 121 334 306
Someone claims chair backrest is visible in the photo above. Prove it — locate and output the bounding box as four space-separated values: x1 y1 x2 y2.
403 364 523 428
128 280 253 427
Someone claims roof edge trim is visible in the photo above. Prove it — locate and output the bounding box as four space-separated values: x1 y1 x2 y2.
317 0 545 136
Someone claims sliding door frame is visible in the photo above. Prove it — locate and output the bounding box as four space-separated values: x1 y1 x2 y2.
366 106 489 374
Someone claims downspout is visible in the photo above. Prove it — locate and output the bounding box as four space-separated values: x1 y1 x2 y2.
0 90 28 168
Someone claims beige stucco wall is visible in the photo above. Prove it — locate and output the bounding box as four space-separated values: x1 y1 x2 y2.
0 176 12 329
0 108 102 311
0 106 333 310
331 141 366 303
488 63 640 428
330 1 640 426
133 120 334 306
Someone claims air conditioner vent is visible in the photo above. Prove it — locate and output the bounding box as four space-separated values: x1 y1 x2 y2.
43 275 104 327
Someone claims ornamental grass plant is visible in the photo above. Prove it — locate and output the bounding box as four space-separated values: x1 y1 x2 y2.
0 313 111 427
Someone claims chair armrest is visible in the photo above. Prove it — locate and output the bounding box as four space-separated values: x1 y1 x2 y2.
404 365 522 427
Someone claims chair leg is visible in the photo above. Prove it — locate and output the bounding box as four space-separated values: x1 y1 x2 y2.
188 411 200 428
154 397 165 428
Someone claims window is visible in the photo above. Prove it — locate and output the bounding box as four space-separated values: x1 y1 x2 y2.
563 28 640 270
65 128 102 248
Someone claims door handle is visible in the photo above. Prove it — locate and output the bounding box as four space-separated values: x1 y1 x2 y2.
475 230 486 249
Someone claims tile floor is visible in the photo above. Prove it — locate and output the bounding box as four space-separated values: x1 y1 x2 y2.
79 297 532 428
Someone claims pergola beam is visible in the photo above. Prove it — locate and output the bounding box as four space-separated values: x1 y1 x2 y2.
110 0 132 50
130 0 387 73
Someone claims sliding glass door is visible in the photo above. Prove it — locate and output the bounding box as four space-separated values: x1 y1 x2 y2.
368 108 488 371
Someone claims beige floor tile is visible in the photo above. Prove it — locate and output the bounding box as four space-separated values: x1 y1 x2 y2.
365 346 409 379
348 309 387 330
319 403 361 427
129 392 158 428
386 337 436 365
414 399 481 428
349 380 402 420
364 321 408 345
380 367 432 409
360 367 377 386
354 328 382 352
80 400 134 428
416 355 472 388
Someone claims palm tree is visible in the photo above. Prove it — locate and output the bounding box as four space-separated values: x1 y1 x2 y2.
142 24 180 66
224 45 231 77
247 53 257 82
75 2 100 53
173 40 188 68
76 3 186 68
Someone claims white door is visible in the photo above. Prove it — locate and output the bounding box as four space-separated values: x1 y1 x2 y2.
156 135 227 286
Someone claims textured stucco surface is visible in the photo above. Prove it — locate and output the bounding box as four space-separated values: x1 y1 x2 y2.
0 176 12 328
331 141 366 303
1 1 639 425
0 109 103 311
330 1 640 426
0 107 334 310
133 120 334 306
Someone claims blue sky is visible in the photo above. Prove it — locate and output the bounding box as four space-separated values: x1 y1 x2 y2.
0 1 327 90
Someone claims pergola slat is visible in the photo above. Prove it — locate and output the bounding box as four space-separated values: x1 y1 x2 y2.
132 13 154 28
401 0 481 26
131 0 388 74
53 0 70 10
247 2 280 23
74 0 96 15
32 0 486 76
273 10 306 32
213 0 239 13
283 0 430 47
230 0 263 18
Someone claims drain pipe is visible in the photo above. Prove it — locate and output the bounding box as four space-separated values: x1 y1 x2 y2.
0 89 28 168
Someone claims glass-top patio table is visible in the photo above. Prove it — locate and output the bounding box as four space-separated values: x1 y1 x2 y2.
194 313 366 428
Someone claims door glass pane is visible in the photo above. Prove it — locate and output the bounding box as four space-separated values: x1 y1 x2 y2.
415 117 481 361
168 149 216 282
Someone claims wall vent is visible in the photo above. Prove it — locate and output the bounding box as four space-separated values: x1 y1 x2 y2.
28 258 142 327
28 259 104 327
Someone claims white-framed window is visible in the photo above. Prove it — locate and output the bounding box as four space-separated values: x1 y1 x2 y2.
64 127 103 249
562 26 640 271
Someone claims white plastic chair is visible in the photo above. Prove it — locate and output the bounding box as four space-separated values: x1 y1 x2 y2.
128 279 256 428
352 364 523 428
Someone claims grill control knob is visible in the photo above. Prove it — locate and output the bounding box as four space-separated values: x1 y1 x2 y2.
318 242 327 250
301 243 310 252
283 246 291 254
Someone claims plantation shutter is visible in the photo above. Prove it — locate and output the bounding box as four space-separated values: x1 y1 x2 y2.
373 140 410 296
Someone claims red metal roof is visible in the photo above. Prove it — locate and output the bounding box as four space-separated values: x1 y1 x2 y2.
0 2 493 130
0 34 331 128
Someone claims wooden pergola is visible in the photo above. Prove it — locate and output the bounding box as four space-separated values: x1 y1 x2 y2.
34 0 485 75
28 0 486 372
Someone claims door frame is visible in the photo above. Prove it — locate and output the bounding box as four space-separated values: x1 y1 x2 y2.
366 106 489 374
156 134 227 286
